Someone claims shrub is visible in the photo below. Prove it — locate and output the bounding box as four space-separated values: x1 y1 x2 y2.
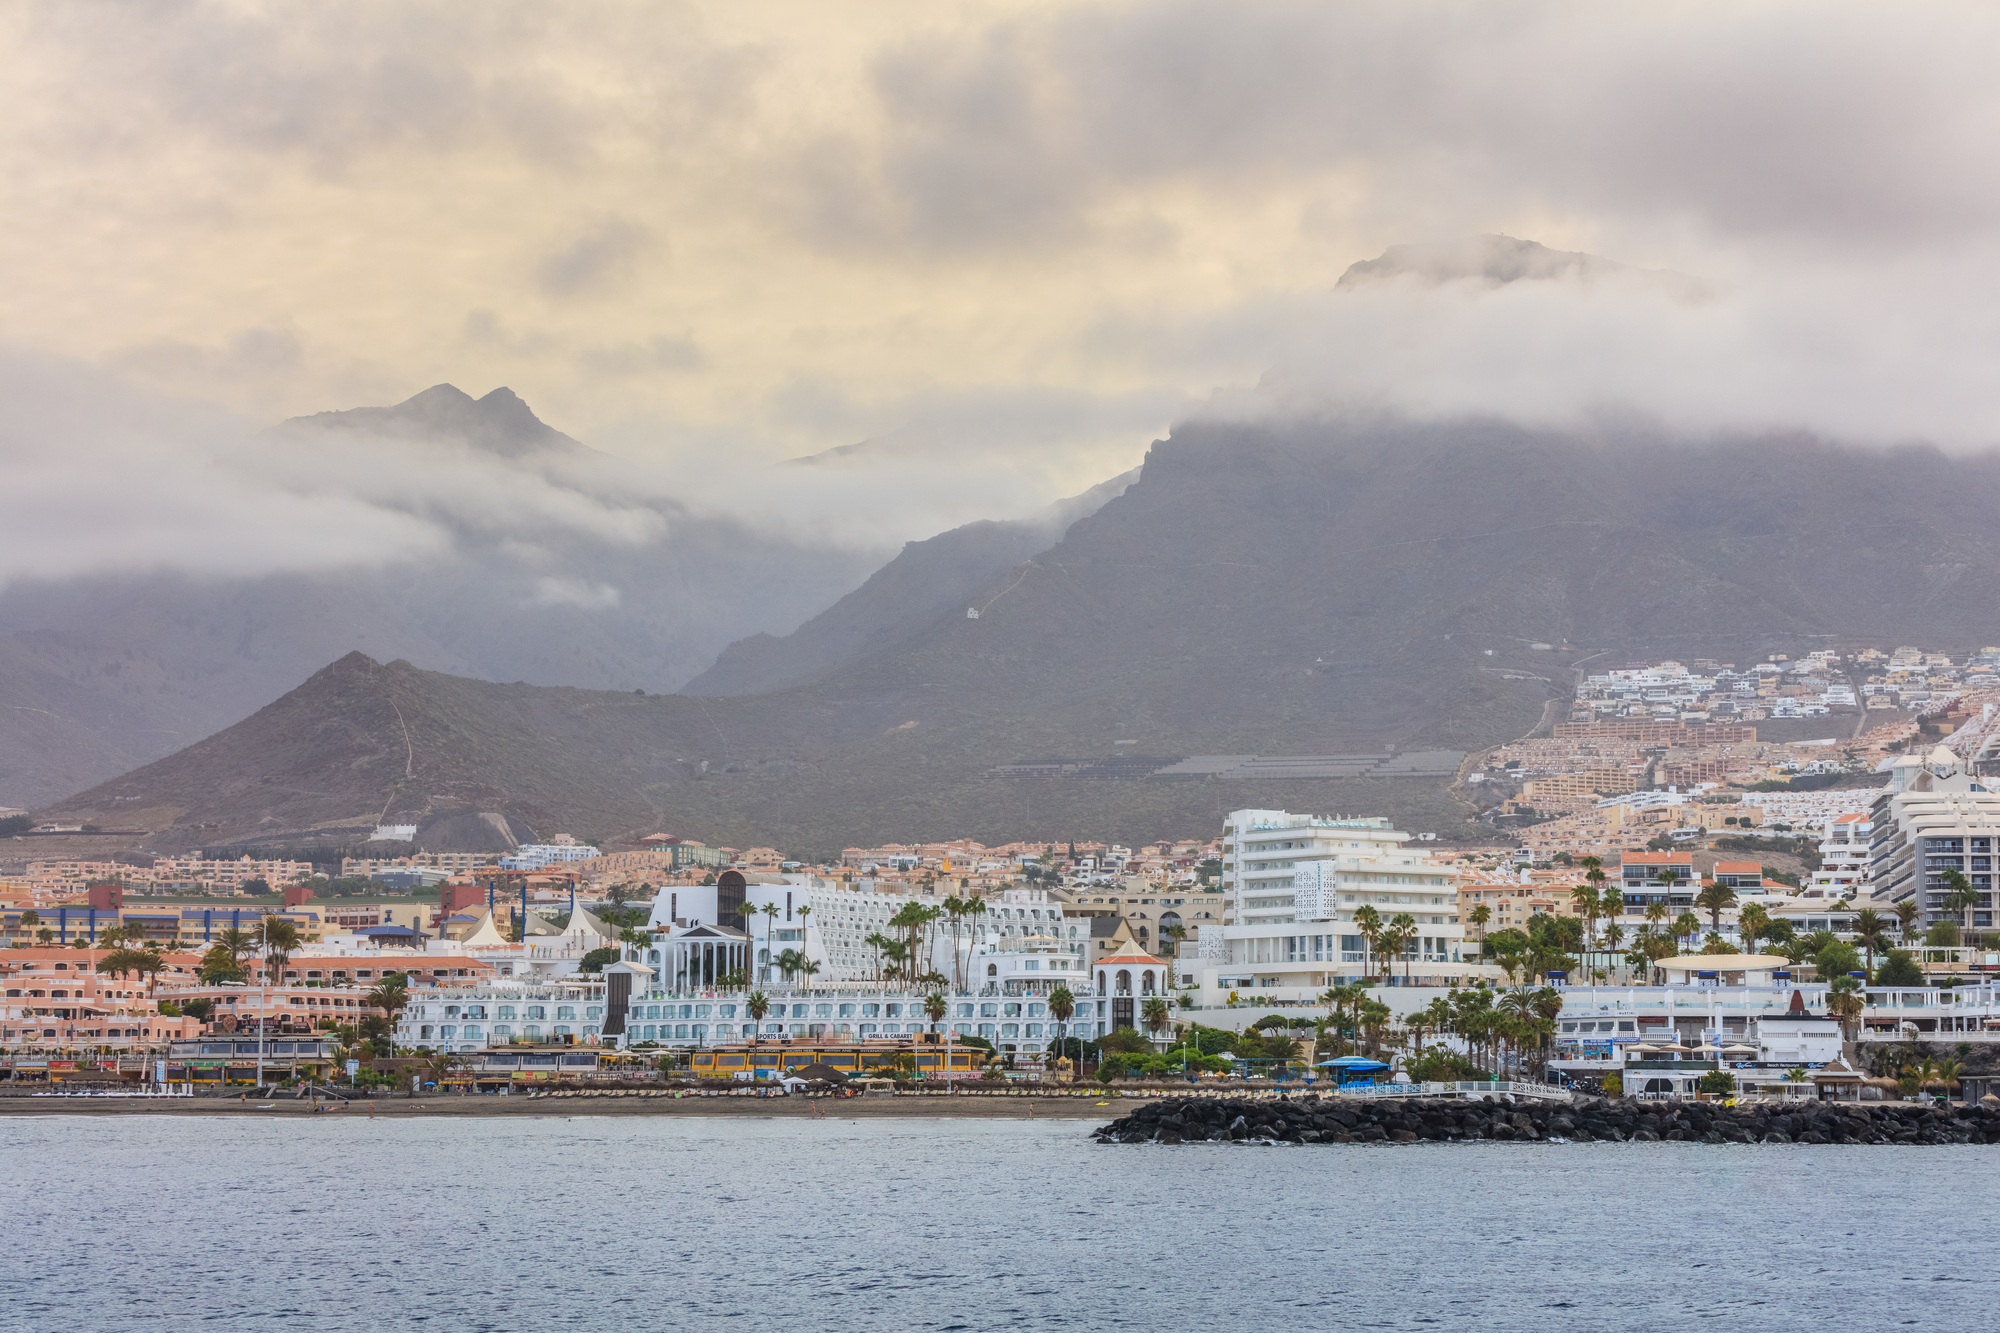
1402 1045 1480 1083
1696 1070 1736 1096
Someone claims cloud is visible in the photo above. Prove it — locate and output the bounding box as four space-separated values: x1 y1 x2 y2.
12 0 2000 582
801 2 2000 253
529 576 621 609
0 349 445 585
535 218 656 299
578 336 704 378
1145 246 2000 452
0 349 696 590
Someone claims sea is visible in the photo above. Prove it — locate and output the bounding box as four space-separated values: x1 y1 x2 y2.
2 1113 1995 1331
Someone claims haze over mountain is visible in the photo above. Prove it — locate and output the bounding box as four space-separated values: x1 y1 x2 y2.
684 468 1139 697
49 415 2000 853
0 384 883 808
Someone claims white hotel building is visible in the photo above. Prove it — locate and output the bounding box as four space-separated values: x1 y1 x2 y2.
1182 809 1493 1003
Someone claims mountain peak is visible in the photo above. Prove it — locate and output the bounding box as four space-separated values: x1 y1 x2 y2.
272 383 585 458
1336 234 1707 299
1337 235 1622 289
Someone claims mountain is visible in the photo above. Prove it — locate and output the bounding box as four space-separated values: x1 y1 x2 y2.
269 382 589 458
1336 234 1706 298
51 415 2000 853
0 385 880 808
684 469 1138 696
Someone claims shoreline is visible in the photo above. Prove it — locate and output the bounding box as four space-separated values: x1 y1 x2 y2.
0 1091 1122 1119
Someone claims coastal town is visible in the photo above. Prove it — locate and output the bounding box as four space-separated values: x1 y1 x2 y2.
6 646 2000 1110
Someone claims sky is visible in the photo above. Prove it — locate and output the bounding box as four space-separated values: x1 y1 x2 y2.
8 0 2000 580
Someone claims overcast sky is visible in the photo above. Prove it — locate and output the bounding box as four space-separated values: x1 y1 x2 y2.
8 1 2000 577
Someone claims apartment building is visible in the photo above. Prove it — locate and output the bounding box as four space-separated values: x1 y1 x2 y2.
2 948 206 1051
1868 748 2000 930
1619 851 1698 908
1808 811 1872 898
1184 811 1485 1003
1060 884 1224 953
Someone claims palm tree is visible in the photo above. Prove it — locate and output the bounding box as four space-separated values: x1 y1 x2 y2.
1671 911 1702 954
1656 869 1681 917
1851 908 1890 980
1940 867 1980 939
1601 922 1627 978
941 895 967 990
745 990 770 1044
924 991 948 1033
797 958 821 987
95 945 154 984
1824 975 1865 1045
1142 996 1171 1047
1570 883 1601 970
367 972 411 1053
1644 900 1669 931
1385 913 1419 983
1320 982 1367 1057
775 948 802 983
254 915 301 979
1353 905 1383 977
864 931 894 984
1694 879 1737 937
1893 899 1920 943
1047 985 1075 1066
1467 903 1492 943
1737 902 1770 954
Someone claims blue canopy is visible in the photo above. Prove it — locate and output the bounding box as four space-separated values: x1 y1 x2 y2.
357 924 421 938
1316 1056 1389 1071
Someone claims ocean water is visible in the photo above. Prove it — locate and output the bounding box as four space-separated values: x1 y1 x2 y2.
2 1112 1996 1331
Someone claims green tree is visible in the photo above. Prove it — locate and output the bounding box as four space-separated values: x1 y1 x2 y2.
924 991 948 1033
578 946 621 973
1893 898 1921 942
1874 950 1924 986
1141 996 1171 1045
1695 1070 1736 1097
745 991 770 1044
1814 938 1863 981
1482 928 1530 983
1926 920 1962 948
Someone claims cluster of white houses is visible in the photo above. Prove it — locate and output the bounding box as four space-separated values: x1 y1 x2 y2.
382 770 2000 1080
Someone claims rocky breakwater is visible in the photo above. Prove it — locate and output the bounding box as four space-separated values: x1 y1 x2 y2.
1092 1095 2000 1145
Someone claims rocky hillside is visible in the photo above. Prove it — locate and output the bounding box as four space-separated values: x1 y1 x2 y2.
47 416 2000 852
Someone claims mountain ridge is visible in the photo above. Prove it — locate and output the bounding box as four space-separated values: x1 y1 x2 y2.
45 415 2000 852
